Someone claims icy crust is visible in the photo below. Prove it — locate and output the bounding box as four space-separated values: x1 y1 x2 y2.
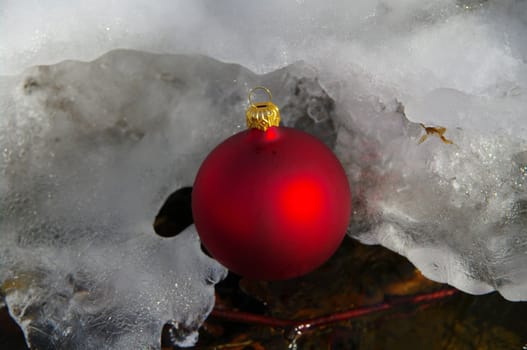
332 89 527 301
0 51 248 349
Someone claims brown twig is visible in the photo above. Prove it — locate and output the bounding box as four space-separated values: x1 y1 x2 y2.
210 287 458 331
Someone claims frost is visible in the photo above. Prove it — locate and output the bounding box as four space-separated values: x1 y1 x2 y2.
0 52 237 349
333 89 527 301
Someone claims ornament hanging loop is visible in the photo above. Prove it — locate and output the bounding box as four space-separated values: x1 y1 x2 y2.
248 86 273 105
246 86 280 131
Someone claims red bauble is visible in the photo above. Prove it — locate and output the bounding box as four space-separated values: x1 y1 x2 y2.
192 126 351 280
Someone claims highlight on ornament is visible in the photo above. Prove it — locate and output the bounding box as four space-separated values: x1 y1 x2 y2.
192 87 352 280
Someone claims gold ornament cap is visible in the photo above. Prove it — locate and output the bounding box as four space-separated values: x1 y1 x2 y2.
246 86 280 131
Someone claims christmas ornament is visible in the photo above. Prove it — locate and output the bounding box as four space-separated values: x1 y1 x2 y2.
192 87 351 280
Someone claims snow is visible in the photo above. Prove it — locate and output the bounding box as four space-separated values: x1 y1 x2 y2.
2 0 527 347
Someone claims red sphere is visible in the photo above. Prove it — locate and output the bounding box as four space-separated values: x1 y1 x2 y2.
192 127 351 280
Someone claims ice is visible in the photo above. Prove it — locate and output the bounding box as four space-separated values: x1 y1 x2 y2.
333 91 527 300
0 52 243 349
2 0 527 347
405 88 527 138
